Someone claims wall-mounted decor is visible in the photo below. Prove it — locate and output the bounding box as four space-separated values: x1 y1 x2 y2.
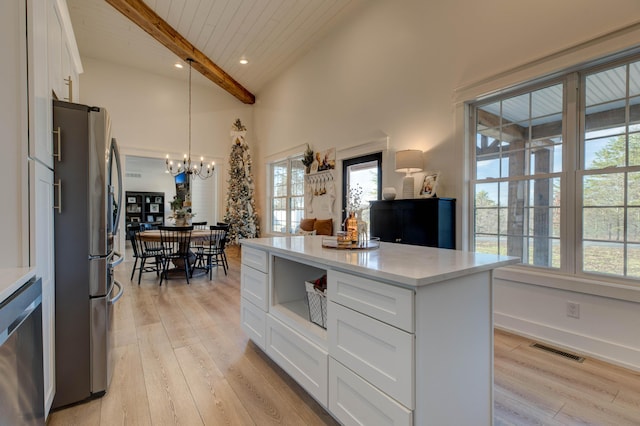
314 147 335 172
305 170 336 215
419 171 440 198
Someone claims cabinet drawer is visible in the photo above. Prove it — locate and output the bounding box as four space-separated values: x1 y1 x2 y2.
240 299 266 350
241 265 268 311
329 358 412 426
241 246 268 273
266 316 328 407
328 302 414 409
328 270 414 333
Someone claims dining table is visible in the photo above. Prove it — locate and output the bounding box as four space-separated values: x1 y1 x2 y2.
138 229 215 277
137 229 213 243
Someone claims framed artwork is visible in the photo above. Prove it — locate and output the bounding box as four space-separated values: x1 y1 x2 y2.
147 215 154 222
127 196 136 203
131 217 140 222
315 147 336 172
149 204 159 213
154 196 162 203
420 171 440 198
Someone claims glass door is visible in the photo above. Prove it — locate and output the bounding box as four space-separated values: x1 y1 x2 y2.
342 153 382 234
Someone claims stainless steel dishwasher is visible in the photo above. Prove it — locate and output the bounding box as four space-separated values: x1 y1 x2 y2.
0 277 44 425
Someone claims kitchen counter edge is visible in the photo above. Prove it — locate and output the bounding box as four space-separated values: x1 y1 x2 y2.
240 236 519 288
0 267 37 303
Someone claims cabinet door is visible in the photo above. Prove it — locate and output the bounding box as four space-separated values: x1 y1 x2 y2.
34 162 55 415
47 0 63 100
329 358 412 426
369 202 401 243
328 301 414 409
240 298 266 350
266 315 328 407
241 265 268 311
400 202 436 246
27 0 54 167
61 42 72 101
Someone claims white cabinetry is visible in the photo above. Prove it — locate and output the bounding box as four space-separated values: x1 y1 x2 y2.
240 246 269 350
239 237 516 425
28 0 81 417
47 0 80 102
32 161 55 415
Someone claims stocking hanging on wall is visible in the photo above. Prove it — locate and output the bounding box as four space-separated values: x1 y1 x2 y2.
223 119 260 243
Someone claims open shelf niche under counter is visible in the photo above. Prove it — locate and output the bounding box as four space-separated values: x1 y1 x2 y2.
271 255 327 347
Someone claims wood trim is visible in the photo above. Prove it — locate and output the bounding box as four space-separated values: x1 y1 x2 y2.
105 0 255 104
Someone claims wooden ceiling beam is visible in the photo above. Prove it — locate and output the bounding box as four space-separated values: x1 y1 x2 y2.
105 0 255 104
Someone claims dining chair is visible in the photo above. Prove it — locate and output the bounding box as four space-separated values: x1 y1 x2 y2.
190 221 208 254
158 225 194 285
129 224 163 284
196 225 229 278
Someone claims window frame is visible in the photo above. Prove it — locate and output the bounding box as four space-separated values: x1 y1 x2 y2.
341 153 383 224
268 155 304 235
468 53 640 287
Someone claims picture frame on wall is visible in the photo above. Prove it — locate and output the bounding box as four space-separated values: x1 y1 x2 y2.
149 204 159 213
315 147 336 172
420 171 440 198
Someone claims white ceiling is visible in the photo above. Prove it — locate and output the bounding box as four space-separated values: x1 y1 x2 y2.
66 0 366 95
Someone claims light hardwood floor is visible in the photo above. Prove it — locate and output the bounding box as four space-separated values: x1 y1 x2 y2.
48 245 640 425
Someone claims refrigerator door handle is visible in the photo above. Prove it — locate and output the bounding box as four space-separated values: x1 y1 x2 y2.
109 281 124 305
110 138 123 235
110 252 123 268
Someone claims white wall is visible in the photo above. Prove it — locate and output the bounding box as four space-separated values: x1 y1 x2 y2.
124 155 218 226
254 0 640 369
78 57 254 247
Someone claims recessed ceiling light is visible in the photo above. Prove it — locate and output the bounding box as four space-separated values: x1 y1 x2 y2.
174 63 184 69
239 58 249 65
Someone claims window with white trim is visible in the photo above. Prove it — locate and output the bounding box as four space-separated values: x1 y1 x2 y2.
470 54 640 283
270 156 304 234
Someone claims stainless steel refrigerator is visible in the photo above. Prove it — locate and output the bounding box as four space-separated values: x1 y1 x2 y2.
52 100 124 409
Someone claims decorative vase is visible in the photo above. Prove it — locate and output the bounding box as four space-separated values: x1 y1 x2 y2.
175 217 187 226
346 212 358 243
382 187 397 200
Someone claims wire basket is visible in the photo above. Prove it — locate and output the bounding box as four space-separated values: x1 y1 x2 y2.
305 281 327 329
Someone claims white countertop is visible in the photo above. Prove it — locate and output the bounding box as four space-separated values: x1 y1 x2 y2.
241 236 519 288
0 267 36 303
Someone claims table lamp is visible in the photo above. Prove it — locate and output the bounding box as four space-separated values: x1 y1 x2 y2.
395 149 423 199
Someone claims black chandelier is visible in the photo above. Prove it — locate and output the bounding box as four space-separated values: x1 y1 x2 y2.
165 58 215 179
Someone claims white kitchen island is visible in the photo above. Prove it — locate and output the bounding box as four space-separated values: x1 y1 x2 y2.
240 236 519 425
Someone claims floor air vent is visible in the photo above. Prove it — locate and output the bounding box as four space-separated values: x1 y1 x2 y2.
530 343 585 362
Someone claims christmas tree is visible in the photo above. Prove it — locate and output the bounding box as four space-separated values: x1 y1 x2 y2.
223 118 260 243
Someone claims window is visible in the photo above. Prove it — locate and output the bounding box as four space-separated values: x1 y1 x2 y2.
580 62 640 278
473 84 563 268
470 55 640 283
270 156 304 234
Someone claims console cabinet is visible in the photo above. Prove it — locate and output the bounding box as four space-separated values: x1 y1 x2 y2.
240 237 517 425
369 198 455 248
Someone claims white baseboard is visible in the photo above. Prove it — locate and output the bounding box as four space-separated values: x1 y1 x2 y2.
494 312 640 372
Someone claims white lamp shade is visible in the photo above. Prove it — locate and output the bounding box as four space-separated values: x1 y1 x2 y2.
395 150 423 174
